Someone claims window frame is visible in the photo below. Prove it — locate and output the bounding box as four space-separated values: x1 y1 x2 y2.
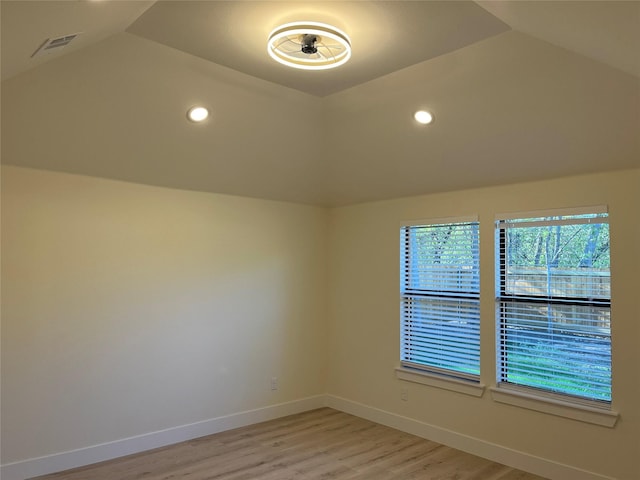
399 216 481 385
494 206 613 409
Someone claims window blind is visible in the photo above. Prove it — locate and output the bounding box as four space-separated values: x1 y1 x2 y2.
496 211 611 403
401 221 480 381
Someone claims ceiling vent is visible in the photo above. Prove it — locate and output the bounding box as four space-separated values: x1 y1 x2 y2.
31 33 81 57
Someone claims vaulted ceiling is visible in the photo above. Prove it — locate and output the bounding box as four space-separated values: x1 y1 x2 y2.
2 1 639 206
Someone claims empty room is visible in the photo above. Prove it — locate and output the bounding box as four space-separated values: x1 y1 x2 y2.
1 1 639 480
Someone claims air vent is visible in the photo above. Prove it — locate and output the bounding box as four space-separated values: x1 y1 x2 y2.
31 33 81 58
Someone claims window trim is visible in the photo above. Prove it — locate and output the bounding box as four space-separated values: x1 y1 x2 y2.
396 366 485 397
490 385 619 427
495 205 608 222
400 216 481 383
494 206 612 406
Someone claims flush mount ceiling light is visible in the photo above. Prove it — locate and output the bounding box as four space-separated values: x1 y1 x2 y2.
187 106 209 123
414 110 434 125
267 22 351 70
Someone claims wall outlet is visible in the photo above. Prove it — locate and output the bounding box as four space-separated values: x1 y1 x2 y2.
270 377 278 391
400 387 408 401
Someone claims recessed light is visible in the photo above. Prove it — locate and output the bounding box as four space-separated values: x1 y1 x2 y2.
414 110 434 125
267 22 351 70
187 106 209 123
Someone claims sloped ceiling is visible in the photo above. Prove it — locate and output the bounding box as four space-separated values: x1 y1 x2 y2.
477 0 640 78
1 1 639 206
125 1 510 97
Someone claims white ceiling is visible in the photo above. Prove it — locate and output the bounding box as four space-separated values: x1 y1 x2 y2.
0 0 156 81
125 1 510 97
1 1 639 206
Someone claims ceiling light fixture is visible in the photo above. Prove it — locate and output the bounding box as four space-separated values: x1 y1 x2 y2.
187 106 209 123
267 22 351 70
414 110 434 125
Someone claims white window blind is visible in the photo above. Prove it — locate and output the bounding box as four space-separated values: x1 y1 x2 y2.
400 220 480 381
496 209 611 404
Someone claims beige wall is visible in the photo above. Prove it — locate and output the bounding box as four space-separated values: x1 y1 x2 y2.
327 169 640 480
1 166 328 463
3 166 639 479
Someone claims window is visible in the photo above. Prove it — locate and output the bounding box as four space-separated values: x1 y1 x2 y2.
400 218 480 381
495 207 611 405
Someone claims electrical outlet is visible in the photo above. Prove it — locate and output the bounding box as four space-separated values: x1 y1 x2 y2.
400 387 408 401
270 377 278 391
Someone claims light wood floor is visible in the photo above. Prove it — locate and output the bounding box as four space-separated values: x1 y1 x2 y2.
33 408 548 480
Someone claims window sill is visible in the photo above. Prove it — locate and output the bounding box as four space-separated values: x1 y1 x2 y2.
490 385 619 427
395 367 485 397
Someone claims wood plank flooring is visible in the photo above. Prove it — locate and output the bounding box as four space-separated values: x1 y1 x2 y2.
33 408 548 480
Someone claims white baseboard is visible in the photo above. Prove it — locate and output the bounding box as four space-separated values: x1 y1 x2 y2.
0 395 325 480
324 395 616 480
2 394 616 480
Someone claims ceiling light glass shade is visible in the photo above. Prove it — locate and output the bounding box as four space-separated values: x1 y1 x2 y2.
267 22 351 70
187 106 209 122
414 110 434 125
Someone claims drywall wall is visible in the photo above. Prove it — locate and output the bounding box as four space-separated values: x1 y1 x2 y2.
1 166 328 465
3 165 639 479
327 169 640 480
